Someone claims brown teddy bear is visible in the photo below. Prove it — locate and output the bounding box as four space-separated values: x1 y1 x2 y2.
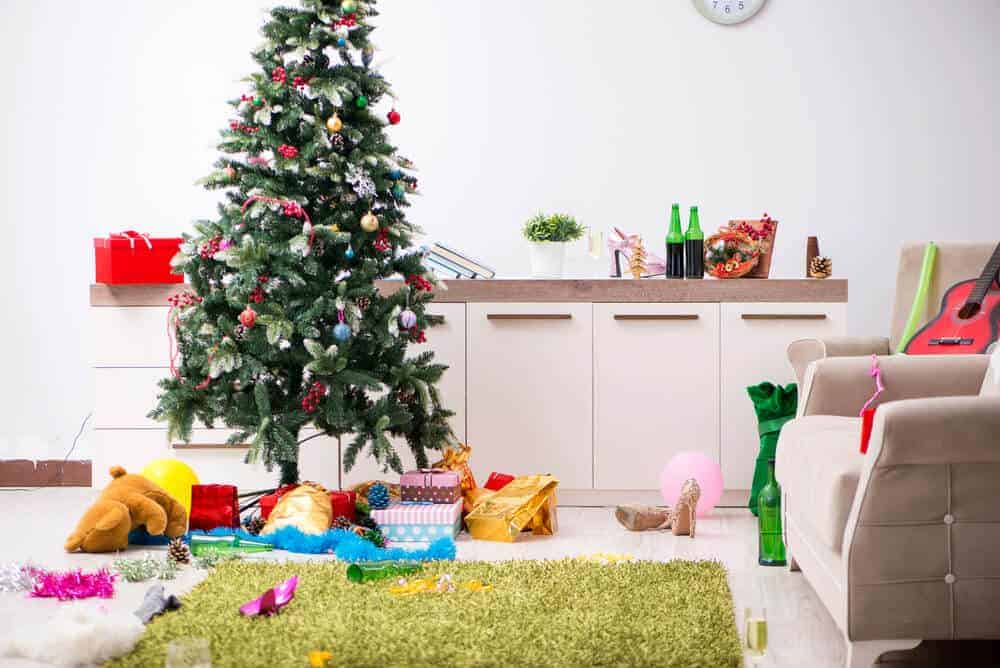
64 466 189 553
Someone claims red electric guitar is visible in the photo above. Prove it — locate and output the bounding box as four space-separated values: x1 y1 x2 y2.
904 242 1000 355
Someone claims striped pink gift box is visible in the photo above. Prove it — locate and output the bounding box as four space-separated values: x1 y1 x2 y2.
371 499 462 525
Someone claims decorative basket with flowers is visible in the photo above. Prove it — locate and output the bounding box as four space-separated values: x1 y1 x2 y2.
705 230 761 279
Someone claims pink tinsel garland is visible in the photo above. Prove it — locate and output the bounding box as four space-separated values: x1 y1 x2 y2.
29 567 116 601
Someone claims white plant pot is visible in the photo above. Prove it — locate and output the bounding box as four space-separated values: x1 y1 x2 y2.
528 241 569 278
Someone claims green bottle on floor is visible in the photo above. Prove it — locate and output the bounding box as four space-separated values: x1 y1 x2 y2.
757 459 787 566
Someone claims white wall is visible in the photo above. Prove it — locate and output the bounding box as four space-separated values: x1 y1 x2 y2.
1 1 998 457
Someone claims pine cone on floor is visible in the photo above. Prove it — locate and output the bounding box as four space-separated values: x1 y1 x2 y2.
167 538 191 565
333 516 353 531
244 516 266 536
809 256 833 279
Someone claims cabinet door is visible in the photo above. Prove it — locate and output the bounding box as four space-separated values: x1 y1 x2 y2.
594 303 720 490
341 303 467 487
467 303 593 489
721 302 847 490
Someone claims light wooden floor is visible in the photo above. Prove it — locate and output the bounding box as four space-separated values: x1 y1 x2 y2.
0 490 989 667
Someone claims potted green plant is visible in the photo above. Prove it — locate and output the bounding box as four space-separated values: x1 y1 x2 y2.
522 213 585 278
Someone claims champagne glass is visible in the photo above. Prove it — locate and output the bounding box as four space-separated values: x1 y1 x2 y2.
166 638 211 668
744 606 768 665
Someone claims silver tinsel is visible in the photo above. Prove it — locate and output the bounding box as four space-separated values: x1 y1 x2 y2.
345 163 376 199
0 563 34 593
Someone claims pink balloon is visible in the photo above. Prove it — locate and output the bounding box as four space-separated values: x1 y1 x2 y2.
660 452 724 518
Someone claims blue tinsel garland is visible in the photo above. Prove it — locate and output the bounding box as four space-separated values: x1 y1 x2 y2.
191 527 455 562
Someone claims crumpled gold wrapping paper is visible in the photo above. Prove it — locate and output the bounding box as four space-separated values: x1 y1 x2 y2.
261 482 332 536
465 474 559 542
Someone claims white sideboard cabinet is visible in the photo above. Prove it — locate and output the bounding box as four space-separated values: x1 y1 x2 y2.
91 279 847 502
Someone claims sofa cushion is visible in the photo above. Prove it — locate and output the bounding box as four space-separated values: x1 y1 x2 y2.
775 415 862 553
980 346 999 396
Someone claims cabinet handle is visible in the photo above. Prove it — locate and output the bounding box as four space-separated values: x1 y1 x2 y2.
487 314 572 320
614 314 699 321
172 443 250 450
741 313 828 321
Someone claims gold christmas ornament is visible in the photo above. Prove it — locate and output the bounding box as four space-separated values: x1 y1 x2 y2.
326 114 343 133
360 212 380 232
809 256 833 279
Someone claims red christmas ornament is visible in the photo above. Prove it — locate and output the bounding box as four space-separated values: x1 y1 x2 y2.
387 109 401 125
272 67 287 84
239 306 258 329
277 144 300 159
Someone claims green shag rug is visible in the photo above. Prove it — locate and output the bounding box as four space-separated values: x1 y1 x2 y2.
108 559 742 668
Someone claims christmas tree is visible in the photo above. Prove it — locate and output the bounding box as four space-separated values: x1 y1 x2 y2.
150 0 455 486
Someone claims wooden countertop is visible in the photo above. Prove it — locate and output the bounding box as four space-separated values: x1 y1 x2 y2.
91 278 847 306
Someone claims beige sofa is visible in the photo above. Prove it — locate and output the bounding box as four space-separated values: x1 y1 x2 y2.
776 352 999 667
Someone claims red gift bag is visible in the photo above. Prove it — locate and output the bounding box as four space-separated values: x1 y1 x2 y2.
189 484 240 531
94 231 183 285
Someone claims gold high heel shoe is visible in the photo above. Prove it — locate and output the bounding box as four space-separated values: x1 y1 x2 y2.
670 478 701 538
614 504 671 531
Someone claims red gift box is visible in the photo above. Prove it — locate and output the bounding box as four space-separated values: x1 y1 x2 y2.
189 484 240 531
94 231 183 285
484 472 515 491
259 485 356 524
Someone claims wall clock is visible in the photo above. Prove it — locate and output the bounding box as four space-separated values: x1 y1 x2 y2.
692 0 767 25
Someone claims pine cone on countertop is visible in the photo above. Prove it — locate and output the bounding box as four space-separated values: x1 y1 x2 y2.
809 256 833 279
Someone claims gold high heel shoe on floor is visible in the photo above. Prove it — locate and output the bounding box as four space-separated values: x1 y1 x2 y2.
670 478 701 538
614 504 671 531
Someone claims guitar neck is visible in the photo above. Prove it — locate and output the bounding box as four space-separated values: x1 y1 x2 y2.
969 242 1000 303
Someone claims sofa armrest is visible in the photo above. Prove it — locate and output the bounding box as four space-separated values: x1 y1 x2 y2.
843 395 1000 641
800 354 988 418
788 336 891 387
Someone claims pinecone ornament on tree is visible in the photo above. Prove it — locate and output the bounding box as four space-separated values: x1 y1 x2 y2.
167 538 191 565
356 295 371 311
629 237 648 279
368 483 390 510
809 256 833 279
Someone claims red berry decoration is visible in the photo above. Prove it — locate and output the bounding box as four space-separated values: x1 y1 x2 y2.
258 274 269 284
272 67 287 84
278 144 300 159
373 228 391 253
239 306 258 329
405 274 433 292
282 201 306 218
292 76 311 89
250 286 265 304
387 109 401 125
199 235 223 259
301 381 327 413
407 327 427 344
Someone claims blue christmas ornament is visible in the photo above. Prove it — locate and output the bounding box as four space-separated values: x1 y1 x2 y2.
333 323 352 342
392 184 406 199
345 247 356 260
337 37 347 47
387 169 402 180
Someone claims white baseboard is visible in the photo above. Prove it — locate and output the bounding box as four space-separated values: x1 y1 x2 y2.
557 489 749 508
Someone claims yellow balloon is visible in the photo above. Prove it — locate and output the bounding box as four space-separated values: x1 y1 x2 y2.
140 459 200 514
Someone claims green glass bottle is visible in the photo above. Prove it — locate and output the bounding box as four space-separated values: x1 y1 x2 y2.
189 534 273 556
757 459 787 566
685 206 704 279
346 561 424 584
666 204 685 279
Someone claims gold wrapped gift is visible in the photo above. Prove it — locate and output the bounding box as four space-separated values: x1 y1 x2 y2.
433 444 477 493
261 482 332 536
465 474 559 542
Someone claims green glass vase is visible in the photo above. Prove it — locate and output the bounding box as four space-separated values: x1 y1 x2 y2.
757 459 787 567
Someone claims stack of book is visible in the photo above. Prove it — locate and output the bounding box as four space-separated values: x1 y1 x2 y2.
423 243 495 279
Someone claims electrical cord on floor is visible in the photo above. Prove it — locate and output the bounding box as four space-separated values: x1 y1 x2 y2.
0 412 93 492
